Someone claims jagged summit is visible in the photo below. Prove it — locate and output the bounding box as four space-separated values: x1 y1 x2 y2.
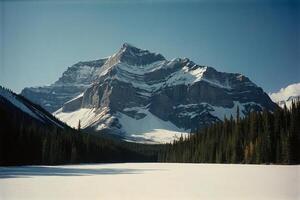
121 42 138 49
114 43 166 66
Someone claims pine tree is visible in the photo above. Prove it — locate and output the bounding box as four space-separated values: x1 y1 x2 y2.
159 100 300 164
78 120 81 131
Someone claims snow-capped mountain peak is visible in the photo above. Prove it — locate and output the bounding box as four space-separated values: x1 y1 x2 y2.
269 82 300 108
114 43 166 66
22 44 277 143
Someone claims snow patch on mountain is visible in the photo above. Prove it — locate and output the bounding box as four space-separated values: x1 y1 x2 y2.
174 101 262 121
269 83 300 102
165 65 231 89
210 101 262 120
269 82 300 108
118 107 189 143
54 105 189 143
54 107 110 129
129 130 189 144
54 100 262 143
65 93 84 104
102 58 232 93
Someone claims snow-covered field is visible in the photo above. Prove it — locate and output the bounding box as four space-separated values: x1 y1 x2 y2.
0 163 298 200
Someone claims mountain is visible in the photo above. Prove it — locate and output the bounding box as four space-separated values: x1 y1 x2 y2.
22 43 277 143
0 86 67 129
21 58 108 112
269 82 300 108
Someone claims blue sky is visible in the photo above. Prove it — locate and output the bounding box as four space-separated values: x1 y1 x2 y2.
0 0 299 93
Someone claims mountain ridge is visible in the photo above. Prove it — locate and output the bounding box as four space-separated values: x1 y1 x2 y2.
0 86 67 130
21 58 108 112
22 43 277 143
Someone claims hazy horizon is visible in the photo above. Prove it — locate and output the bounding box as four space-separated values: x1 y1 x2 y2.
0 0 299 93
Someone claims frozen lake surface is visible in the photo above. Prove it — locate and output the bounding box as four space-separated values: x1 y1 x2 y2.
0 163 299 200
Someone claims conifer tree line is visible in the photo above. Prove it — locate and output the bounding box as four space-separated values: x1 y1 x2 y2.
1 85 299 165
159 101 300 164
0 88 159 166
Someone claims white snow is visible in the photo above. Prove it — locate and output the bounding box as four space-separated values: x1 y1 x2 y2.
118 107 189 143
211 101 263 120
0 163 298 200
77 66 95 79
269 82 300 108
54 100 262 143
117 60 166 75
166 65 232 89
115 62 230 91
97 55 231 93
130 129 188 144
210 101 244 119
54 107 118 131
174 101 262 121
54 105 189 143
59 65 98 86
279 96 300 109
269 82 300 102
54 107 107 129
165 66 207 86
64 93 84 104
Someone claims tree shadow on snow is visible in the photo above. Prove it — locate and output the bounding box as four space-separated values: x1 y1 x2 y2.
0 165 162 179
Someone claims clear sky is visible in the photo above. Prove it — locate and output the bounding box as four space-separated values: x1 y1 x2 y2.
0 0 299 93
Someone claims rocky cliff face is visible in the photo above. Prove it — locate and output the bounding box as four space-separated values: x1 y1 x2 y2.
22 43 278 143
52 43 277 142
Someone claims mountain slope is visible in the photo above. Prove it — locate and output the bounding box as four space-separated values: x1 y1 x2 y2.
50 43 277 143
0 86 67 129
21 58 108 112
269 82 300 108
